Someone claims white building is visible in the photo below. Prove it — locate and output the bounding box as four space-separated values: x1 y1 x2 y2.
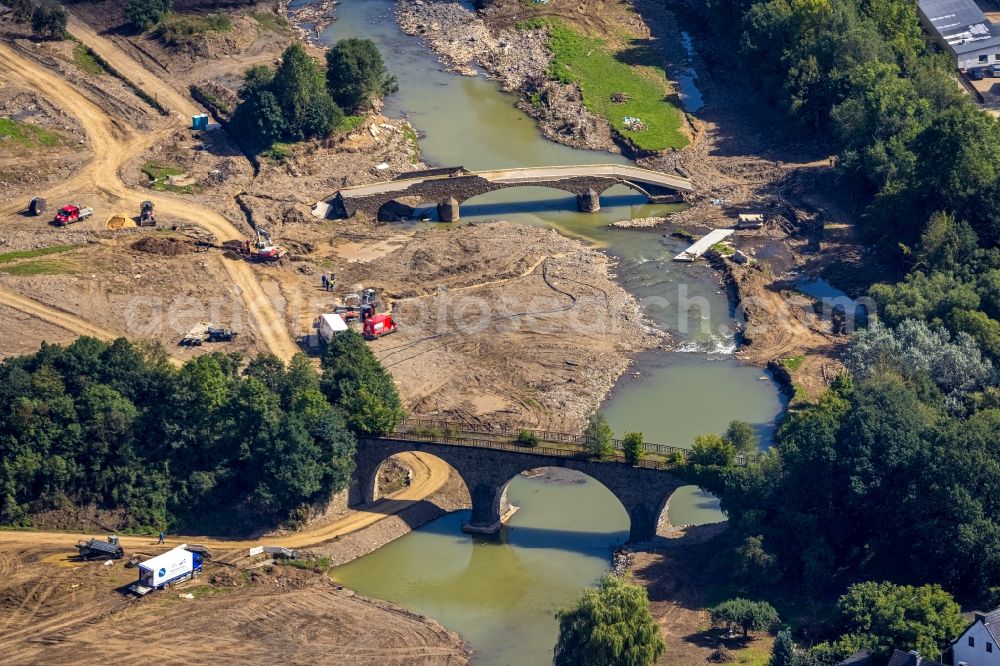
953 609 1000 666
918 0 1000 71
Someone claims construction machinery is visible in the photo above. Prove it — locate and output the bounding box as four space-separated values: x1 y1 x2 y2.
243 227 287 263
139 200 157 227
53 203 93 226
77 535 125 560
206 326 237 342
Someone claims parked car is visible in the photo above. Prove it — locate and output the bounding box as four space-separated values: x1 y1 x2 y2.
990 64 1000 77
970 67 986 81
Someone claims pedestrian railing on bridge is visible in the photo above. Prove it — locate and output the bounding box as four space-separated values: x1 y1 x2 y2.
389 418 748 468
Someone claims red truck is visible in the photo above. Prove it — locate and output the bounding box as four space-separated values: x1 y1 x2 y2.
53 204 94 226
363 313 397 340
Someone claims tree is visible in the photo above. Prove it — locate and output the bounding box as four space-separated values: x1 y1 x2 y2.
725 420 759 456
321 331 404 436
272 42 342 140
31 2 67 39
836 581 965 659
622 431 644 465
770 629 800 666
583 412 614 460
689 433 736 467
553 574 665 666
124 0 171 31
709 598 779 637
10 0 33 23
231 44 343 151
325 38 398 113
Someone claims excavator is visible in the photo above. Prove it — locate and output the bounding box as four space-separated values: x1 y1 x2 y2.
238 227 287 263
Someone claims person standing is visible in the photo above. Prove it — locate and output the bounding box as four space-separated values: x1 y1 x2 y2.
157 531 165 544
321 274 328 291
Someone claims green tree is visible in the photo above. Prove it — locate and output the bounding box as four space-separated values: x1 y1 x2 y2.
31 2 67 39
321 331 404 436
725 420 759 456
769 628 800 666
124 0 171 31
709 598 779 637
689 433 736 467
325 37 398 113
622 431 644 465
553 574 665 666
836 581 965 658
583 412 614 460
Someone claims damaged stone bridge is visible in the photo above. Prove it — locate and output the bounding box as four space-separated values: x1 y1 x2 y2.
313 164 695 222
354 433 691 543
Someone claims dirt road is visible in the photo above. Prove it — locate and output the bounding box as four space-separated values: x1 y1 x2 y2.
0 452 450 552
0 38 299 360
0 285 121 342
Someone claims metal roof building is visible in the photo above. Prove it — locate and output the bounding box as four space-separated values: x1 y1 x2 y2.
919 0 1000 69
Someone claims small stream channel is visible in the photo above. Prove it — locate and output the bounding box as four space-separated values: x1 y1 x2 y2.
309 1 785 662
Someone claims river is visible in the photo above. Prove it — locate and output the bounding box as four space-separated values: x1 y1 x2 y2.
310 1 785 663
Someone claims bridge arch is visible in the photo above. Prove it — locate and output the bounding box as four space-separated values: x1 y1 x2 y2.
354 438 688 543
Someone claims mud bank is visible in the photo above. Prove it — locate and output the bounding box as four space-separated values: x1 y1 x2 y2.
395 0 618 152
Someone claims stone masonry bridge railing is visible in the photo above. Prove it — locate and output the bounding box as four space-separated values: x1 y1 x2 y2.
353 419 741 543
312 164 695 222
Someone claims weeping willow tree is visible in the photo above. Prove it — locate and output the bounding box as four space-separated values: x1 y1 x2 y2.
553 574 665 666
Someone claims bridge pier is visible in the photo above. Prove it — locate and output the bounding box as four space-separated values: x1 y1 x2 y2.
437 197 460 222
462 480 519 534
576 188 601 213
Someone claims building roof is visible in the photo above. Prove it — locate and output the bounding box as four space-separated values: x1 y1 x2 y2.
885 649 945 666
971 606 1000 644
919 0 1000 54
837 649 875 666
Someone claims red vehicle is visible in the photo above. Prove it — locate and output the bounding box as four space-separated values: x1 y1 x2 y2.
363 313 397 340
53 204 93 226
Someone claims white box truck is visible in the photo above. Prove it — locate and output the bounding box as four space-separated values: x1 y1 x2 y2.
317 313 348 343
131 544 203 595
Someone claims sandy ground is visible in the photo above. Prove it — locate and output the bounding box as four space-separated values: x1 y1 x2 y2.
0 545 468 665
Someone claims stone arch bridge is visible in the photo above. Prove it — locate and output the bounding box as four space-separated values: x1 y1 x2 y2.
353 432 695 543
313 164 695 222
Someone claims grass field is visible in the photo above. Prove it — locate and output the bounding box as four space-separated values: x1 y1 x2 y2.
142 162 196 194
0 117 66 149
0 245 78 264
250 11 291 34
524 19 687 152
0 245 81 276
0 259 80 276
73 42 106 76
154 13 232 47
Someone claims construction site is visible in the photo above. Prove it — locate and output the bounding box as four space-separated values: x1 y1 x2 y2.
0 0 863 662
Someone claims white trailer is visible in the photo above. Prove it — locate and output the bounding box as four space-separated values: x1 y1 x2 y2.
131 544 202 595
317 313 349 343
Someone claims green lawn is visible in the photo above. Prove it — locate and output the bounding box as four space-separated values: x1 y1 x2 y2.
0 259 79 276
0 117 66 149
142 162 195 194
538 20 687 152
154 12 232 47
250 11 291 34
0 245 77 264
73 42 106 76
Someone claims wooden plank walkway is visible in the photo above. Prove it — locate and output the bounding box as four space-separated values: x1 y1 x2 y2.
673 228 735 262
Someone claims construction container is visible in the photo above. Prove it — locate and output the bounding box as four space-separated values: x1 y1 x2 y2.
192 114 209 131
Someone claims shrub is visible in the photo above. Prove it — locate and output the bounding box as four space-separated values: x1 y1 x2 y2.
516 430 539 447
623 431 644 465
125 0 171 31
31 2 67 39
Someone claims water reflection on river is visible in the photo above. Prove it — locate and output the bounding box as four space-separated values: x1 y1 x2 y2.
318 0 786 662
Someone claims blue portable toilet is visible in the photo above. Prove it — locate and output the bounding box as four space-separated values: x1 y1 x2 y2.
192 114 208 131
